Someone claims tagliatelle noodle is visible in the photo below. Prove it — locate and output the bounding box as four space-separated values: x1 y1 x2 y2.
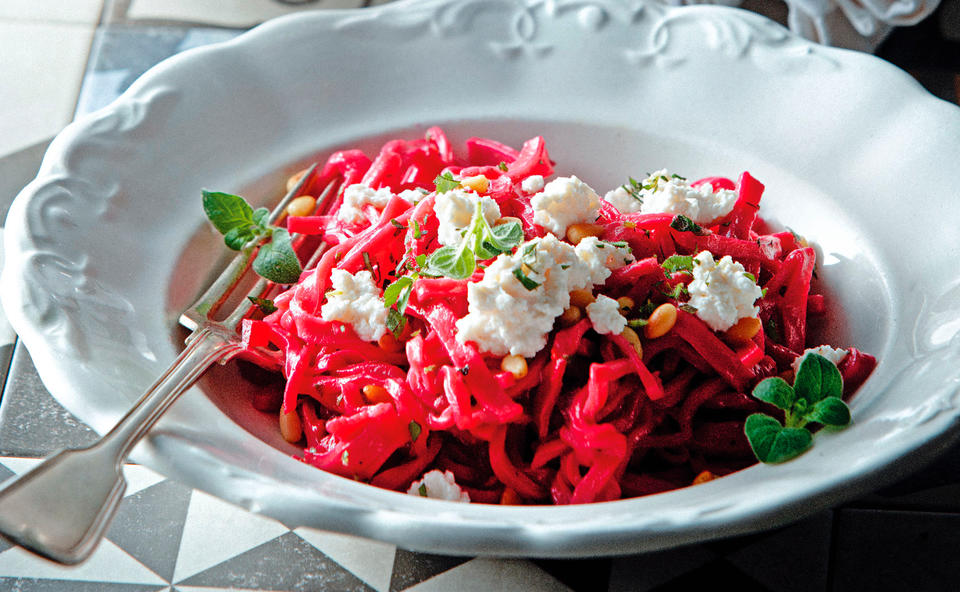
236 127 877 504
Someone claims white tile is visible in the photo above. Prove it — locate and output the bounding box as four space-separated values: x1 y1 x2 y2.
0 21 93 157
0 0 102 25
127 0 368 28
171 489 289 583
0 539 165 584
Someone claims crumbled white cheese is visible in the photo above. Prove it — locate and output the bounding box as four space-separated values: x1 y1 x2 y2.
587 294 627 335
455 233 633 357
407 469 470 502
337 183 394 224
433 188 501 246
687 251 762 332
602 185 644 214
320 269 389 342
622 169 737 224
531 175 601 236
521 174 545 194
792 345 849 372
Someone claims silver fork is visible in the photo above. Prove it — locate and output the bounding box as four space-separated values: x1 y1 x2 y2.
0 166 337 564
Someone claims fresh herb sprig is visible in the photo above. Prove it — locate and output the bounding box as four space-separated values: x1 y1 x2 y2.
422 201 523 279
202 190 302 284
745 353 851 463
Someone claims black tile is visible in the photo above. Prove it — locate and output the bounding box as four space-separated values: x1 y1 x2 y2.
831 509 960 591
389 549 470 592
0 581 165 592
533 557 611 592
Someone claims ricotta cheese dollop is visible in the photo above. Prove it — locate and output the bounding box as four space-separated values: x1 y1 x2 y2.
407 469 471 502
320 269 389 342
337 183 395 224
433 187 501 246
603 170 737 224
531 175 601 236
455 234 633 357
687 251 763 332
792 345 849 372
586 294 627 336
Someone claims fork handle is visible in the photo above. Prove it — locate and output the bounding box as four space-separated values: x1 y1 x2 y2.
0 324 240 564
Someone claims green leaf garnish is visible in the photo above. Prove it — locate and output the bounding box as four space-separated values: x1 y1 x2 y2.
422 201 523 280
252 227 302 284
418 483 428 496
203 190 304 284
744 353 849 464
434 172 459 193
622 177 644 203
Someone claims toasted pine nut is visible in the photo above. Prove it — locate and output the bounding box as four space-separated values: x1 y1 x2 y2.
558 306 582 327
621 326 643 358
500 488 522 505
363 384 392 404
279 407 302 443
616 296 635 315
569 289 596 309
377 331 404 352
623 221 636 229
461 174 490 193
286 195 316 217
495 216 522 227
501 354 528 380
692 470 718 485
565 223 605 245
724 316 761 343
286 168 310 192
645 303 678 339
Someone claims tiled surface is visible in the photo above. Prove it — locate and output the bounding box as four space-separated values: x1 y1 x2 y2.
2 1 960 590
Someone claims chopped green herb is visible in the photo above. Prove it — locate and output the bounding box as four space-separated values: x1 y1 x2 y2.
247 296 277 315
418 483 428 496
423 201 522 279
512 267 541 290
497 161 509 172
434 171 459 193
679 304 698 314
744 353 850 464
390 218 405 230
627 318 649 328
661 254 694 277
622 177 644 203
669 214 709 236
408 420 422 441
411 218 423 239
341 450 350 466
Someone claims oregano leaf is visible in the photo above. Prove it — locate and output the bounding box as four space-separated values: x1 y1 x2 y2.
750 377 796 411
202 190 255 235
745 414 813 464
808 397 851 428
794 353 844 404
252 227 302 284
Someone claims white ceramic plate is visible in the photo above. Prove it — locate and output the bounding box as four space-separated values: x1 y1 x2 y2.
4 0 960 557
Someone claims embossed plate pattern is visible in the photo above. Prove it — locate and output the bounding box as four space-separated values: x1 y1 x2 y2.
3 0 960 556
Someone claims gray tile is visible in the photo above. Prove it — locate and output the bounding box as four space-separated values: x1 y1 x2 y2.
107 479 193 583
178 531 373 591
0 346 98 456
831 508 960 591
0 581 165 592
389 549 470 592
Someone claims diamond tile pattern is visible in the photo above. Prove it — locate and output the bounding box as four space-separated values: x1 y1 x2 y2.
2 1 960 590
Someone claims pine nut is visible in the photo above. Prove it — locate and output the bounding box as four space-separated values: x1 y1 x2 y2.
286 195 316 217
495 216 522 227
692 470 718 485
286 168 310 192
569 289 596 309
500 488 522 505
645 303 678 339
621 326 643 357
461 174 490 193
565 223 604 245
724 316 761 343
616 296 634 315
558 306 582 327
363 384 392 404
377 331 404 352
279 407 302 443
501 354 528 380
